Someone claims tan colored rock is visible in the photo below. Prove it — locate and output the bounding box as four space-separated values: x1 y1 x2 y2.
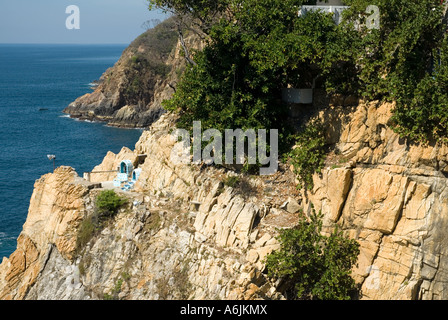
23 167 89 259
6 98 448 301
326 168 352 222
403 183 432 220
0 167 89 299
361 236 418 300
305 167 352 223
280 197 301 214
246 250 259 264
337 169 408 235
133 116 195 200
363 174 409 234
254 233 273 249
305 100 448 300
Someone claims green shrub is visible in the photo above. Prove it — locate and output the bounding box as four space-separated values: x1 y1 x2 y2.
390 35 448 142
342 0 448 143
96 190 128 218
130 55 140 65
289 120 327 190
222 174 258 199
223 175 240 188
265 204 360 300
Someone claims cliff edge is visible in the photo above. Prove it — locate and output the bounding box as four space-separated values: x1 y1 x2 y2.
2 98 448 300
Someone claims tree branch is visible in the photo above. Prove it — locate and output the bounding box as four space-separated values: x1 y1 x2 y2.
177 23 197 66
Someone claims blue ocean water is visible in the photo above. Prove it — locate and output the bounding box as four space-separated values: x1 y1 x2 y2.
0 44 143 259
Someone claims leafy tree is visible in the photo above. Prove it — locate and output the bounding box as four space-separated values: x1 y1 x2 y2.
151 0 448 168
162 0 352 155
391 34 448 142
148 0 229 22
148 0 231 35
265 205 360 300
342 0 444 98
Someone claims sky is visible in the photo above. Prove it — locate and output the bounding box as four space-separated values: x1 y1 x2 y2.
0 0 171 44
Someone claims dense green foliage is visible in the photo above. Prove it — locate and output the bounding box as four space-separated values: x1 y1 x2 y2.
150 0 448 175
162 0 355 128
391 35 448 142
164 32 289 136
341 0 448 142
144 0 448 298
148 0 228 18
265 205 360 300
96 190 128 217
342 0 444 98
289 120 327 189
160 0 349 173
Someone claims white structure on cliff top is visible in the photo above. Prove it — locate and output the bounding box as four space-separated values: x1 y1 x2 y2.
112 160 142 191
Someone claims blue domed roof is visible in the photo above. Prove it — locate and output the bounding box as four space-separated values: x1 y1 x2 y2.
120 160 133 174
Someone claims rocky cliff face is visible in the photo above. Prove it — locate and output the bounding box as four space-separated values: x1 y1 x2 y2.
3 98 448 300
63 17 202 128
0 167 91 299
305 100 448 300
0 114 294 300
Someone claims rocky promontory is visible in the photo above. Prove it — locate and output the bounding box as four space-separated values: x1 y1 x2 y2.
63 17 201 128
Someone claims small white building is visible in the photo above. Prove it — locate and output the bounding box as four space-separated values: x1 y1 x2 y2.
113 160 134 187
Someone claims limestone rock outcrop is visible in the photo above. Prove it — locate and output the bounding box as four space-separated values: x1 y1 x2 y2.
0 167 90 299
304 100 448 300
0 114 290 300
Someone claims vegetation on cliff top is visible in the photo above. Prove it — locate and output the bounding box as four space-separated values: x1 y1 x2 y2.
119 17 179 107
152 0 448 145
